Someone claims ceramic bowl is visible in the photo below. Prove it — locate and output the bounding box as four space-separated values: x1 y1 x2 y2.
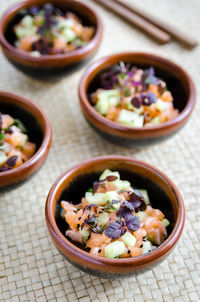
0 91 52 188
79 52 196 146
45 155 185 278
0 0 103 80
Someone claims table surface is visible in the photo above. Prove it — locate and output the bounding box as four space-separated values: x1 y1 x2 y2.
0 0 200 301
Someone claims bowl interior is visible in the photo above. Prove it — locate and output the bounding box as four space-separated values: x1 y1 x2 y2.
87 56 190 113
4 0 97 49
54 159 179 251
0 100 43 150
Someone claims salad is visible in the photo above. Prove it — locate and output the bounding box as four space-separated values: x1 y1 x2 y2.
0 113 36 172
61 169 170 259
91 62 179 127
13 3 95 56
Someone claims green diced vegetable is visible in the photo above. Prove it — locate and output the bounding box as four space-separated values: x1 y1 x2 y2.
62 28 76 42
97 212 109 227
150 117 161 125
105 241 126 258
112 179 131 190
162 218 170 227
85 191 119 206
21 15 34 27
95 89 120 115
121 232 136 247
135 211 147 222
136 189 150 205
117 109 144 128
79 227 90 243
155 99 168 112
99 169 120 181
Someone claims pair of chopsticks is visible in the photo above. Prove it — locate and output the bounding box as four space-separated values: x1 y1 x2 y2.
93 0 198 49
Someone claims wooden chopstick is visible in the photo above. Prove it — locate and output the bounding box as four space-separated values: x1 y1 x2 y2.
113 0 197 49
92 0 171 45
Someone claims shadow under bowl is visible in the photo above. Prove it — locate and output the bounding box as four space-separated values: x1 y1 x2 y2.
45 155 185 278
79 52 196 146
0 0 103 80
0 91 52 189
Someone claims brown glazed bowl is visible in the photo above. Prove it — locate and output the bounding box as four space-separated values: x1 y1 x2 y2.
79 52 196 146
45 155 185 278
0 0 103 80
0 91 52 189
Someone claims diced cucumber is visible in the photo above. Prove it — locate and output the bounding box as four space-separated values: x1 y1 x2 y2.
105 241 126 258
112 179 131 191
150 117 161 125
121 232 136 247
162 218 170 227
0 151 7 165
111 200 121 210
95 89 120 115
19 134 28 147
117 109 144 128
126 103 144 114
136 189 150 205
21 15 34 27
85 191 119 206
97 212 109 227
142 241 152 254
79 227 90 243
155 99 168 112
62 28 76 42
99 169 120 181
15 26 37 39
57 19 74 29
135 211 147 222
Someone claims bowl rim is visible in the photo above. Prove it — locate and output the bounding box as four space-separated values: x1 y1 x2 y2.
0 0 103 63
78 52 196 135
45 155 185 266
0 90 52 180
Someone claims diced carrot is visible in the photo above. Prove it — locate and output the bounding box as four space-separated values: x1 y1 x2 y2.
19 35 38 52
106 107 120 121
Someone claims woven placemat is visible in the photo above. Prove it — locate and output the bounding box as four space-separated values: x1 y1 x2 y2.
0 0 200 301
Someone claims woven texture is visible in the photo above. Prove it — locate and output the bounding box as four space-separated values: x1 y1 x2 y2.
0 0 200 301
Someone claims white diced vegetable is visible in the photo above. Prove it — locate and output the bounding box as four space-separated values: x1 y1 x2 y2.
105 241 126 258
142 241 152 254
117 109 144 128
0 151 7 165
121 232 136 247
